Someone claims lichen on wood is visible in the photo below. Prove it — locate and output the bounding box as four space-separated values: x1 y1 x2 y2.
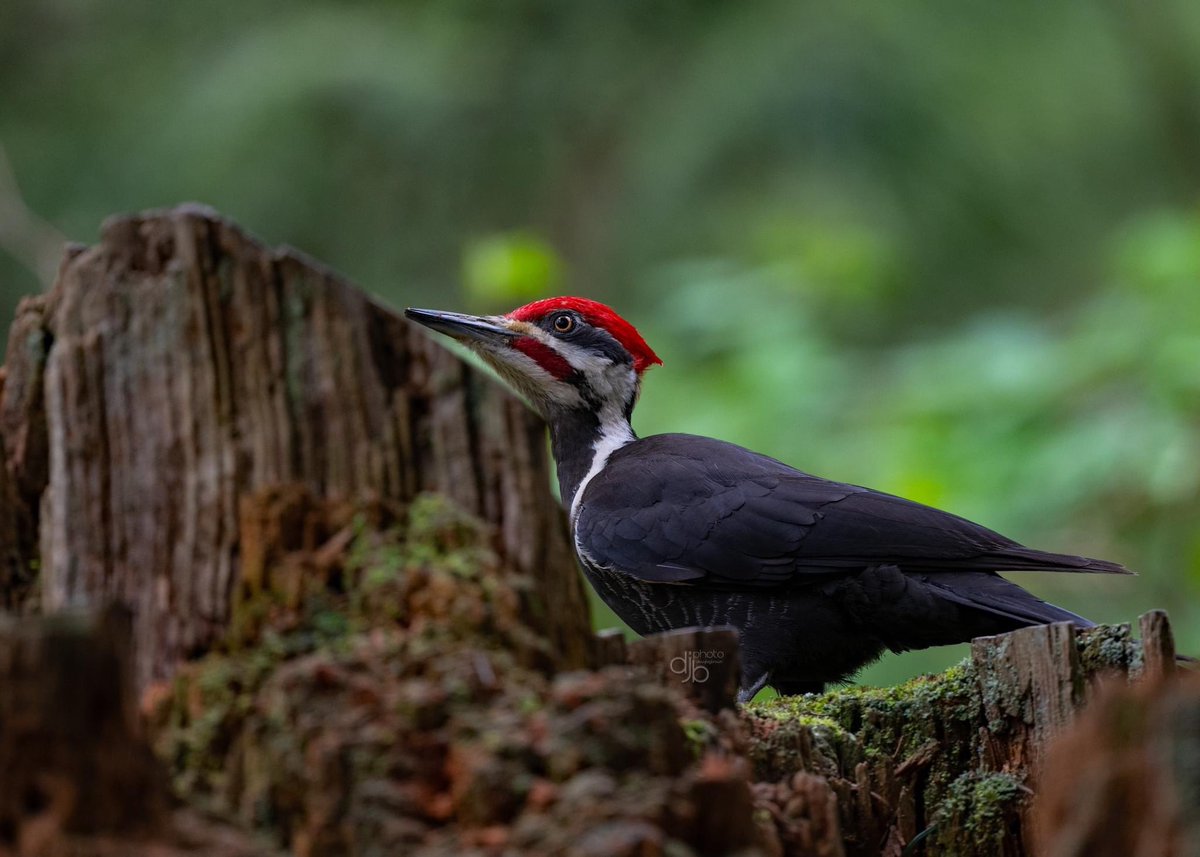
739 618 1186 857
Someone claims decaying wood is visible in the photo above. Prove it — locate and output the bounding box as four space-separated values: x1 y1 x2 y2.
0 204 591 686
739 613 1198 857
753 772 847 857
1035 671 1200 857
1137 608 1176 679
972 621 1083 775
0 605 273 857
0 289 51 612
0 427 29 613
688 755 767 856
2 278 60 520
0 605 166 838
593 626 628 667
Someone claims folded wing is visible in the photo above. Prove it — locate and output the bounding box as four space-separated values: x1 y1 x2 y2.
574 434 1129 586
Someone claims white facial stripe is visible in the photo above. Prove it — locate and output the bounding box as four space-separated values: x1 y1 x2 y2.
542 337 638 405
542 336 607 371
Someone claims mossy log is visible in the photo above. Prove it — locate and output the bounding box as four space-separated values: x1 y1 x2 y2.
1 206 1196 857
743 614 1191 857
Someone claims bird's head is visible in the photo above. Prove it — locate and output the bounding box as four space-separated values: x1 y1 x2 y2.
405 297 661 421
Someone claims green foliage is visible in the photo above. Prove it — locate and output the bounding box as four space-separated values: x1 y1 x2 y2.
464 231 563 309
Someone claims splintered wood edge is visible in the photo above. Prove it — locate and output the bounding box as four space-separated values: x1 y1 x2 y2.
1138 609 1176 679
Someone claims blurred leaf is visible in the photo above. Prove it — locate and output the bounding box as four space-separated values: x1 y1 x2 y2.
462 232 562 308
1113 209 1200 298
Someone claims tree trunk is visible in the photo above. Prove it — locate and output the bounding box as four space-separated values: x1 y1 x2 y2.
0 204 592 686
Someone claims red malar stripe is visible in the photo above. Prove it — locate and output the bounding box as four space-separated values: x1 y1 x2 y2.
511 337 574 381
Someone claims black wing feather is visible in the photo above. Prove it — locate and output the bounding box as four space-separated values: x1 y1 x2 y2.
574 434 1130 586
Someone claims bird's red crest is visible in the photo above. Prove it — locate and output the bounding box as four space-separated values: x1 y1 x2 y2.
507 297 663 374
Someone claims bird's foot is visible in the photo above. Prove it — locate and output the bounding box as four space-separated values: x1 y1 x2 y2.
737 671 771 705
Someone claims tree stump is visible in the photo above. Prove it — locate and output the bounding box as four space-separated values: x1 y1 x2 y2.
972 621 1084 776
0 204 592 686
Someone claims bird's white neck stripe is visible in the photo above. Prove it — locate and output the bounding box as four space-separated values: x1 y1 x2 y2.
568 417 635 524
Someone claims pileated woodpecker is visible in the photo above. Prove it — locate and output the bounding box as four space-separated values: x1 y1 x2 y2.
406 297 1130 700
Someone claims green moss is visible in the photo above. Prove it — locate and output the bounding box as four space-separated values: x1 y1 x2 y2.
160 635 290 804
681 718 718 758
752 659 978 758
311 607 351 639
931 771 1027 855
745 659 987 806
156 491 521 799
403 493 497 577
756 711 844 732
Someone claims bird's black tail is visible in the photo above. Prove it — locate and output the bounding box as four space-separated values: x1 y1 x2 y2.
924 570 1094 629
979 547 1132 576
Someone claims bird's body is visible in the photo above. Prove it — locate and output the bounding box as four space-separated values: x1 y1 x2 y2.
405 297 1130 699
572 432 1108 696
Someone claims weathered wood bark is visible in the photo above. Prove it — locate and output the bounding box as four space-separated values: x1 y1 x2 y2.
1136 608 1176 679
0 296 45 611
0 204 591 685
0 427 30 613
972 621 1083 777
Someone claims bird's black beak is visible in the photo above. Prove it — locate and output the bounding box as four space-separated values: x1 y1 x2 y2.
404 307 518 346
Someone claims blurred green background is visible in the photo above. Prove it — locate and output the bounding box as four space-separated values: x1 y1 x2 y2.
2 0 1198 688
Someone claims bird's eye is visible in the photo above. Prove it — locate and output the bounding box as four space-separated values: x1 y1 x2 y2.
552 314 575 334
